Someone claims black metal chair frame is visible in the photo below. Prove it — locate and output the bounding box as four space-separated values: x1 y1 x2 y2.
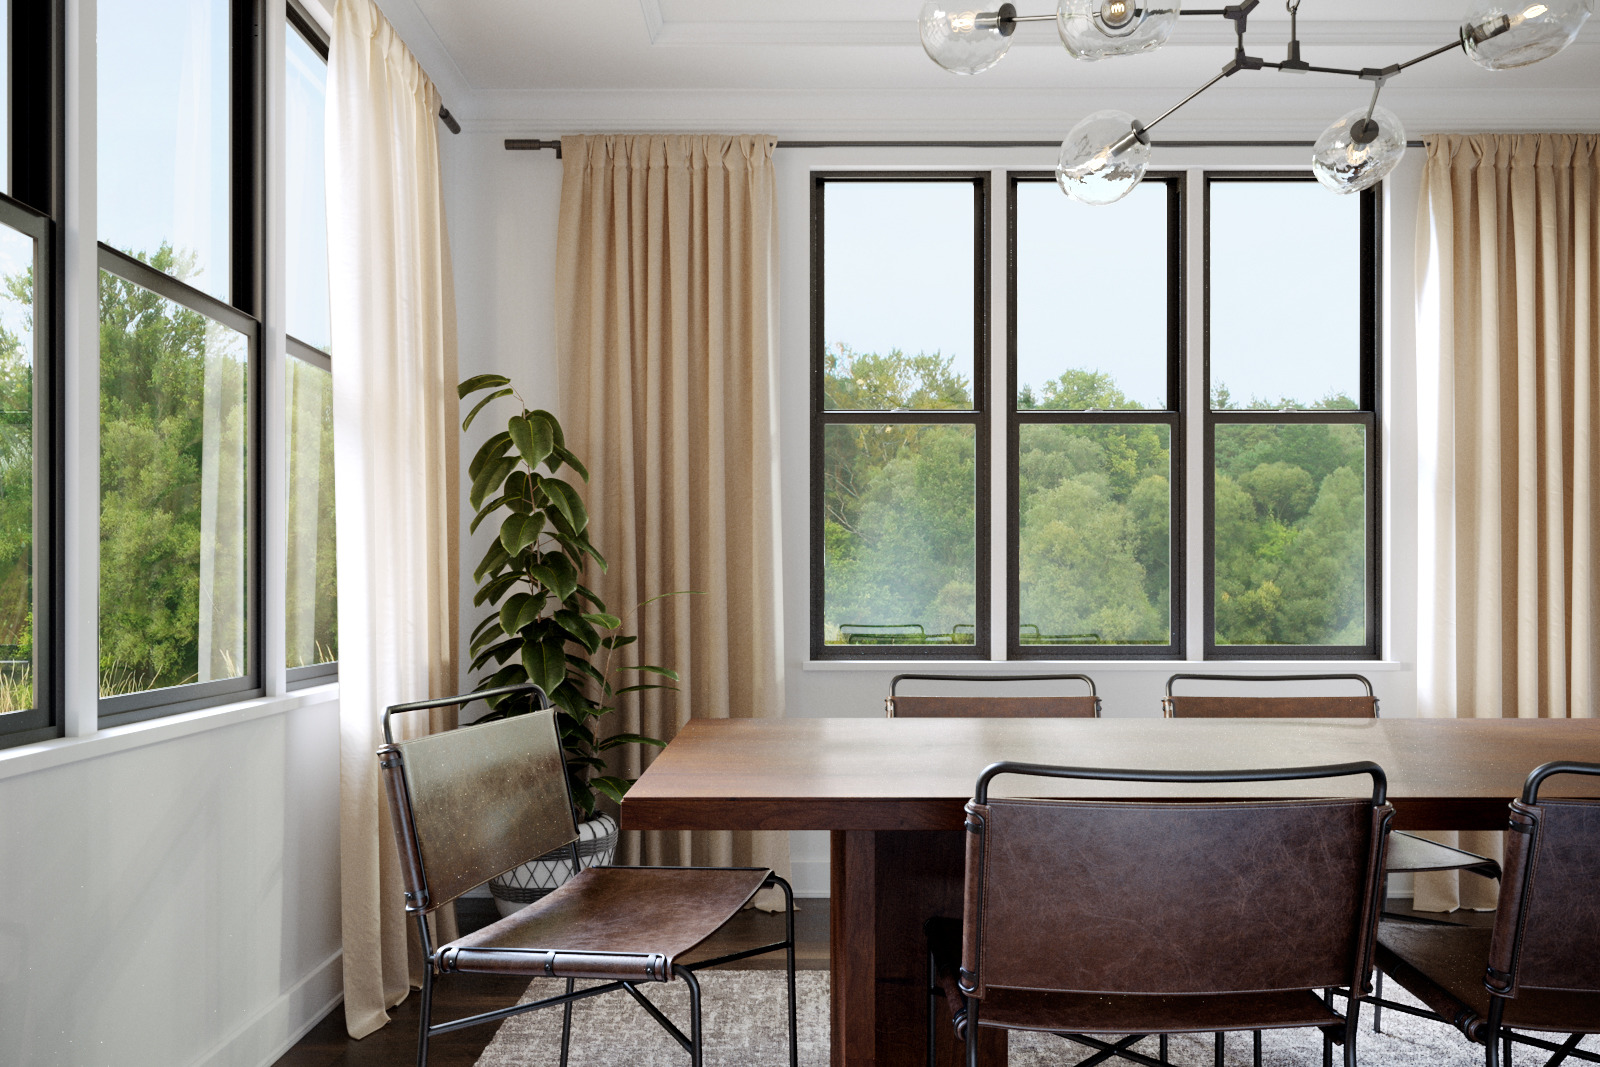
932 759 1391 1067
1162 672 1378 714
382 683 799 1067
886 672 1100 717
1358 761 1600 1067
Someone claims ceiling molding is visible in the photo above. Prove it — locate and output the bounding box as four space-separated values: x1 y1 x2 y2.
638 0 667 45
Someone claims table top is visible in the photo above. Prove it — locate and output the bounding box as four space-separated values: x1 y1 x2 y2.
621 716 1600 832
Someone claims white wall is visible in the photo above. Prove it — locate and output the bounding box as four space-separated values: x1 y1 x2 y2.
441 126 1431 898
0 689 342 1067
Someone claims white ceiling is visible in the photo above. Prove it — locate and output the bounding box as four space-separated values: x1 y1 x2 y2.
373 0 1600 136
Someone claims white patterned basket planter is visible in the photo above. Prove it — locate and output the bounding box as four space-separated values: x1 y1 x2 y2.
488 812 619 917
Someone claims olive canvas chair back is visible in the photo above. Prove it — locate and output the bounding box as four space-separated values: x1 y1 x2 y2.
887 673 1100 719
1486 762 1600 1004
379 705 578 914
1163 673 1378 719
960 762 1392 1005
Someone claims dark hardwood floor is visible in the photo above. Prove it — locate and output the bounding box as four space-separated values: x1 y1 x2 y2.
272 897 830 1067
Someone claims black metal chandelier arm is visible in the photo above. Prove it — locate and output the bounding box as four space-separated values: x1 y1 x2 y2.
1395 37 1468 72
1118 68 1230 149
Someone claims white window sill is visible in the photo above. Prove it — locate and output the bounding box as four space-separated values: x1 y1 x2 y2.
804 659 1405 672
0 683 339 783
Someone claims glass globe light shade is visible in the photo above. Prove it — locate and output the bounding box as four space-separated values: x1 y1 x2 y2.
1057 0 1181 60
919 1 1017 74
1460 0 1593 69
1056 110 1151 205
1311 105 1407 195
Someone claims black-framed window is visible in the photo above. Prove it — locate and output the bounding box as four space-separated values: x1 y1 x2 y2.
811 173 991 659
96 0 264 723
810 168 1381 662
1203 175 1381 659
0 0 62 750
1009 172 1184 659
285 7 336 687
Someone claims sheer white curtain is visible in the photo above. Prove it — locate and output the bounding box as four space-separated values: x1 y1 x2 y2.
1415 133 1600 911
327 0 461 1037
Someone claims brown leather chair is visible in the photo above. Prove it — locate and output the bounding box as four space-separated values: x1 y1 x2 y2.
377 682 798 1067
886 673 1100 718
927 759 1393 1067
1371 761 1600 1067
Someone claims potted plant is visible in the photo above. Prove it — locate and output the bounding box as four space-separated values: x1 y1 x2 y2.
459 373 676 915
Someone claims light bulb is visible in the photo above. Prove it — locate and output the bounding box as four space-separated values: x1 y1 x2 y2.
920 1 1017 74
1312 105 1406 194
1058 0 1181 59
1057 110 1150 205
1460 0 1592 68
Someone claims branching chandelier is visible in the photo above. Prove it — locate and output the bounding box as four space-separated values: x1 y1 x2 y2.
918 0 1594 203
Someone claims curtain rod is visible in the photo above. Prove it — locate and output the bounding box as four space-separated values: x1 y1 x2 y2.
503 137 1426 155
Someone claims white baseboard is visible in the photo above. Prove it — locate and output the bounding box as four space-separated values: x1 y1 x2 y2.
183 950 344 1067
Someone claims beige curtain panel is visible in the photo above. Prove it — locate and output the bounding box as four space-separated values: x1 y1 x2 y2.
1415 133 1600 911
327 0 461 1037
555 134 788 901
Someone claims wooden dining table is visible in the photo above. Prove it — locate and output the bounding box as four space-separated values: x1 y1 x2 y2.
620 715 1600 1067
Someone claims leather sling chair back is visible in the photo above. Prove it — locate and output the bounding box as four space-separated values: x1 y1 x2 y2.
377 682 798 1067
886 673 1100 718
1162 671 1501 1040
1372 761 1600 1067
927 760 1393 1067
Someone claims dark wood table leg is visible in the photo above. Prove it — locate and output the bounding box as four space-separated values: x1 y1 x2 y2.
830 829 1006 1067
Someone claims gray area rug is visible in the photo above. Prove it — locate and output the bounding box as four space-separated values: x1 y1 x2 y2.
476 970 1600 1066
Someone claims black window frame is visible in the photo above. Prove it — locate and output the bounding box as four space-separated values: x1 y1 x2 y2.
284 3 336 690
0 0 64 750
810 171 992 661
1201 172 1382 661
1006 171 1186 660
97 0 268 726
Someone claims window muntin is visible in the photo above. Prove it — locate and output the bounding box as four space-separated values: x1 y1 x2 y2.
286 351 335 675
97 0 233 302
98 268 251 699
813 174 989 657
1204 174 1379 659
285 20 330 352
0 0 9 196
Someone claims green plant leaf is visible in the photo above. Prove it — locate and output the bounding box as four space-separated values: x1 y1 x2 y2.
546 554 581 602
582 612 622 630
499 512 542 557
614 683 673 695
467 430 513 481
530 409 565 450
590 776 633 803
552 609 601 653
549 444 588 482
523 640 567 694
541 478 589 535
564 655 607 687
596 732 667 750
458 373 512 399
474 539 511 584
574 583 607 611
483 663 528 690
633 664 681 681
470 637 521 673
473 571 521 608
461 387 513 431
601 634 638 650
499 591 546 636
508 413 555 471
470 454 518 510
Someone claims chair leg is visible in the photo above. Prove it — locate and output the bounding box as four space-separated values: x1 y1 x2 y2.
416 962 434 1067
559 977 575 1067
1503 1028 1513 1067
1160 1034 1168 1064
927 948 938 1067
1323 1028 1333 1067
1374 969 1383 1033
783 881 799 1067
676 964 704 1067
1254 1028 1262 1067
1214 1031 1224 1067
964 997 979 1067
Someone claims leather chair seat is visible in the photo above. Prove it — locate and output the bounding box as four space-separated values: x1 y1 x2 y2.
439 865 771 980
1386 832 1503 878
1377 923 1600 1040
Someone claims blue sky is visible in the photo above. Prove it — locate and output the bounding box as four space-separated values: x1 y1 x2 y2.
825 177 1361 410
